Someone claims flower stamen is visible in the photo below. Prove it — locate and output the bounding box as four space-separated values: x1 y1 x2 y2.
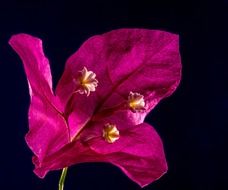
103 123 120 143
128 91 145 112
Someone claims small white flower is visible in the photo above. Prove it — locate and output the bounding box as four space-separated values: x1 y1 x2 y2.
103 123 120 143
128 91 145 112
77 67 98 96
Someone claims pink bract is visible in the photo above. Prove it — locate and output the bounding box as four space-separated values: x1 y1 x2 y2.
9 29 181 187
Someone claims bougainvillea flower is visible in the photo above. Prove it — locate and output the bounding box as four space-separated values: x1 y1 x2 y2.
9 29 181 187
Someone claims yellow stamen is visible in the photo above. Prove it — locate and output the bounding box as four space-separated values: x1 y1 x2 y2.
103 123 120 143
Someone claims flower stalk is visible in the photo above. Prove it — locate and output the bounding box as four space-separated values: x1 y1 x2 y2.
58 167 68 190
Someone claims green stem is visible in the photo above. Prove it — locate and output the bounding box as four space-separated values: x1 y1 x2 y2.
59 167 68 190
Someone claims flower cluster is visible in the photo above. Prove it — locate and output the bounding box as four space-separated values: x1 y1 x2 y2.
9 29 181 187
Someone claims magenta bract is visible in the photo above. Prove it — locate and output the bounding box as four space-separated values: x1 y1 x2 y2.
9 29 181 187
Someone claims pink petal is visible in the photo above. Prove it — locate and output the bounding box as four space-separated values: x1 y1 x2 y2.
80 113 168 187
32 123 167 187
9 34 53 99
9 34 69 161
25 96 70 162
106 123 167 187
56 29 181 138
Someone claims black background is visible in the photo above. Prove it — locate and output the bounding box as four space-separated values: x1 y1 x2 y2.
0 0 227 190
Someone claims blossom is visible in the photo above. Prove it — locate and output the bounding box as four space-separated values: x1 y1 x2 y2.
128 91 146 112
9 29 181 187
76 67 98 96
103 123 120 143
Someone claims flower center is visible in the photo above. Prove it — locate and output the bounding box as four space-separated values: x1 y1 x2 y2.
128 91 145 112
103 123 120 143
77 67 98 96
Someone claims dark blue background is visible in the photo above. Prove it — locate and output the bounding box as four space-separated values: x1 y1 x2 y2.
0 0 227 189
